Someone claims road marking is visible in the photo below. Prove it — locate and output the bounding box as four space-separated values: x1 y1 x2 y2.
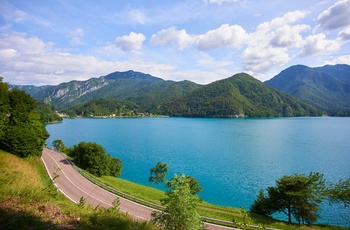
42 150 149 221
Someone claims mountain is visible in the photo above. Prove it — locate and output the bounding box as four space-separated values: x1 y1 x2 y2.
12 70 201 111
160 73 320 117
264 65 350 113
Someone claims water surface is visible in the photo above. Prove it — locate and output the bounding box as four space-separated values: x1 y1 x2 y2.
46 117 350 226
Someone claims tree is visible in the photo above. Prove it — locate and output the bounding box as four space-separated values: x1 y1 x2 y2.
151 174 203 230
327 178 350 208
186 175 203 195
52 139 66 152
149 162 169 186
68 141 122 177
0 87 49 157
251 172 326 224
250 189 271 216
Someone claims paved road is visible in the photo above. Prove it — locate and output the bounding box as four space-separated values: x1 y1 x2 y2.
41 148 236 230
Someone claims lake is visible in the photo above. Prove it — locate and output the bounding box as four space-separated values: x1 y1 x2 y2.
46 117 350 226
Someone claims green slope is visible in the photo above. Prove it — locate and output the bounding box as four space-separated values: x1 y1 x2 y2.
265 65 350 112
161 73 320 117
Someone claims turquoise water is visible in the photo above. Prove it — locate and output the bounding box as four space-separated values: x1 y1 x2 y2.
46 117 350 226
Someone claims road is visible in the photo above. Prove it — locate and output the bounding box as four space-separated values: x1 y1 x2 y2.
41 148 236 230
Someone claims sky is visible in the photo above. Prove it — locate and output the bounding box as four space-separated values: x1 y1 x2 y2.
1 0 350 86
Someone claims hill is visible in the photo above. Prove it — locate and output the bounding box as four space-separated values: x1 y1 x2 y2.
265 64 350 114
11 70 201 111
160 73 320 117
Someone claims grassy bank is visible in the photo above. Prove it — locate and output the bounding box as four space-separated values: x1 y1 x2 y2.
93 174 346 230
0 150 346 230
0 150 156 230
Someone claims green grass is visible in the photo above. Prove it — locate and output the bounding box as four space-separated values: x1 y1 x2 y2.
92 174 347 230
0 150 157 230
1 150 347 230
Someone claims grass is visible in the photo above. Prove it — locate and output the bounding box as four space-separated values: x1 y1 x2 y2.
0 150 347 230
92 174 347 230
0 150 157 230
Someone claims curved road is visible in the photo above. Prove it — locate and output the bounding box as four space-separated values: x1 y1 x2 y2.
41 148 235 230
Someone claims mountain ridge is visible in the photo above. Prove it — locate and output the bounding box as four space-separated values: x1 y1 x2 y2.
265 64 350 112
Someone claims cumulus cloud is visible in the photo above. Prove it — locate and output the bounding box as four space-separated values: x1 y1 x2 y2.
317 0 350 30
300 34 340 57
196 24 247 50
242 46 290 73
67 28 84 45
115 32 146 52
0 32 175 85
150 27 194 50
270 24 310 47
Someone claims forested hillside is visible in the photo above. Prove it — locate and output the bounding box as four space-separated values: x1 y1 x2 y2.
160 73 320 117
265 64 350 115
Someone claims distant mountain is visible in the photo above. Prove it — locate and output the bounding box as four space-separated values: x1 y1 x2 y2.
160 73 320 117
265 64 350 113
11 70 201 111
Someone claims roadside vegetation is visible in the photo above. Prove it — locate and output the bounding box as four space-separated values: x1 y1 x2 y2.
0 150 157 230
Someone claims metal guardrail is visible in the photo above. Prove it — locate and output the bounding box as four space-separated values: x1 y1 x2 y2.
53 149 277 230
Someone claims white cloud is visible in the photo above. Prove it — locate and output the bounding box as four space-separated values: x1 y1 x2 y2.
196 24 247 50
242 46 290 73
115 32 146 52
0 32 48 54
67 28 84 45
317 0 350 30
150 27 194 50
270 24 310 47
204 0 239 5
339 27 350 41
300 34 340 57
325 55 350 65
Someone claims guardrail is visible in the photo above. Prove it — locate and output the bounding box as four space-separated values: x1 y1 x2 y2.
53 149 277 230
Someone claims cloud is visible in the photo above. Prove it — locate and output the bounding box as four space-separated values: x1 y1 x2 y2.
196 24 247 50
242 46 290 73
115 32 146 52
325 55 350 65
339 27 350 41
128 9 146 24
0 32 49 54
67 28 84 45
150 27 194 50
300 34 340 57
317 0 350 30
204 0 239 5
270 24 310 47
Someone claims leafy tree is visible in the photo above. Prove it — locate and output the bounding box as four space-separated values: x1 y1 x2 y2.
52 139 66 152
186 175 203 195
68 141 122 177
251 172 326 224
327 178 350 208
250 189 271 216
151 174 203 230
149 162 169 186
0 84 49 157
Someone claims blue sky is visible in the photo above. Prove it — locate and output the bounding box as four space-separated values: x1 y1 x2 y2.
1 0 350 85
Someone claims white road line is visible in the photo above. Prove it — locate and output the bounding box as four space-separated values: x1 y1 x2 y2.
42 150 149 221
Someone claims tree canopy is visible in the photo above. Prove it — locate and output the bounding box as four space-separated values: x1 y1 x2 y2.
149 162 169 186
251 172 326 224
68 141 122 177
0 79 49 157
151 174 203 230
